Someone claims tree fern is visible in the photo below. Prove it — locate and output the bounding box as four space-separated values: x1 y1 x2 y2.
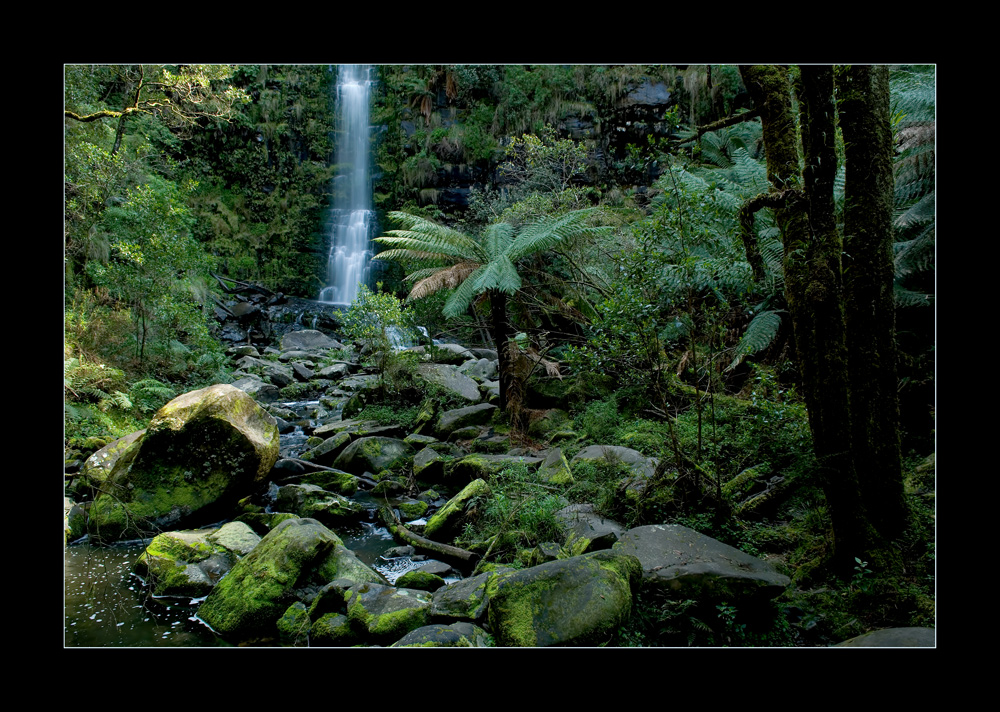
727 309 783 371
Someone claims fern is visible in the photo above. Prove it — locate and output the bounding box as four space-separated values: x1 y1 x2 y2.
728 309 783 371
129 378 176 413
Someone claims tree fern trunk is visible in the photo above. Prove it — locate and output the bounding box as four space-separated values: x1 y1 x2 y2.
489 289 510 413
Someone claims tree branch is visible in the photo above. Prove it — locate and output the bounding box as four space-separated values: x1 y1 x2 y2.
738 188 803 282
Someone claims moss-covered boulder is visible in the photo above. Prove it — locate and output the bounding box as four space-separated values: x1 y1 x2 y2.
299 431 352 467
612 524 790 602
415 363 481 402
537 447 574 485
443 454 543 485
395 569 447 592
344 582 433 645
197 518 343 642
429 570 496 622
390 622 492 647
310 612 359 646
276 483 364 526
435 403 498 439
486 550 642 647
570 445 658 479
276 602 311 646
333 436 413 475
554 503 624 551
294 467 359 497
64 497 87 542
74 429 145 498
134 523 261 598
87 384 279 543
423 478 491 543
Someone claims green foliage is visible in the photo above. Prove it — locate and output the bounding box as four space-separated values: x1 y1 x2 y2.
354 403 422 430
456 463 566 564
341 283 420 395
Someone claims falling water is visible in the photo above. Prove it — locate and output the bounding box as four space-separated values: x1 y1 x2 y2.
318 64 374 305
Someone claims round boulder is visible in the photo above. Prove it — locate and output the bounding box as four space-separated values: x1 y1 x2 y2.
87 384 279 542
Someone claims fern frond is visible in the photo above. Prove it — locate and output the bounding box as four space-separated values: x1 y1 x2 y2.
895 191 935 229
731 148 769 194
482 222 514 261
727 309 783 371
409 262 481 300
894 224 935 277
508 208 607 262
470 255 522 295
894 283 933 308
374 233 482 262
441 265 486 318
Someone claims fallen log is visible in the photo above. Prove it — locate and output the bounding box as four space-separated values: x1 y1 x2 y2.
379 507 479 567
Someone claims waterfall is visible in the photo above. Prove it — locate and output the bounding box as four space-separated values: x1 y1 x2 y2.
318 64 374 306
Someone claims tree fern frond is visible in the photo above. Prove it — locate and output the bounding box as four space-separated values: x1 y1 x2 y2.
385 211 487 258
894 224 935 277
372 245 457 265
441 266 485 318
483 222 515 261
727 309 783 371
894 282 933 308
508 208 607 262
401 266 449 283
375 232 484 262
731 148 768 194
409 262 481 300
895 189 935 229
471 255 522 295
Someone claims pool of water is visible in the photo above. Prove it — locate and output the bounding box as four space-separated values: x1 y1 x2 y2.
64 541 228 647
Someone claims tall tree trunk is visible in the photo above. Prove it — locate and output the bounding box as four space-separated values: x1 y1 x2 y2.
837 65 908 538
740 65 881 572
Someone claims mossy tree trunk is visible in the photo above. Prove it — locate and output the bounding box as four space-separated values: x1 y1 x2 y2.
837 65 908 539
739 65 888 573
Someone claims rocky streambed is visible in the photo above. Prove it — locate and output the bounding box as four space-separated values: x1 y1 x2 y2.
64 326 930 647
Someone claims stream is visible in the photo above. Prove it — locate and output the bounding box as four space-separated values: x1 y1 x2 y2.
64 397 452 647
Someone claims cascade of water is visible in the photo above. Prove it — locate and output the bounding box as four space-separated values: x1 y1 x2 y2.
319 64 374 306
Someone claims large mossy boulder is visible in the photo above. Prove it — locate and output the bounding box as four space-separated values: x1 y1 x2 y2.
429 570 497 622
197 518 360 642
344 582 433 645
415 363 481 402
87 384 280 543
435 403 498 438
570 445 658 479
612 524 790 602
333 436 413 475
486 549 641 647
280 329 344 351
276 483 364 526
